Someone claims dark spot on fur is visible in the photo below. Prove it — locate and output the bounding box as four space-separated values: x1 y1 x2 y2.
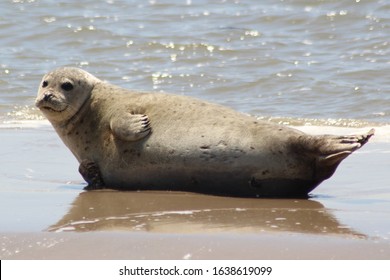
262 170 270 175
84 147 89 151
200 145 210 150
217 140 227 147
250 146 255 150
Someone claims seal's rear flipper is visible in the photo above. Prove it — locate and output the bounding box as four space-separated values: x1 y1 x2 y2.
318 151 352 167
319 128 374 158
315 128 374 180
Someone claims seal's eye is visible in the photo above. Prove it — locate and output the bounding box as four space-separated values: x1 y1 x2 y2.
61 82 74 91
42 81 48 88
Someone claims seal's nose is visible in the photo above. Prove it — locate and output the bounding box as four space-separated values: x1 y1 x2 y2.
35 91 54 108
43 92 53 101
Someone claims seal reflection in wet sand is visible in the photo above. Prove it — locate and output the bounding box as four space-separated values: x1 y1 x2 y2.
35 67 374 197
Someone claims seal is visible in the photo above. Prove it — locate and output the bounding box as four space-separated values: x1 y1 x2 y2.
35 67 374 197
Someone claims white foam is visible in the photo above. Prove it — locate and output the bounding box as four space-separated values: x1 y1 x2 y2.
0 119 50 129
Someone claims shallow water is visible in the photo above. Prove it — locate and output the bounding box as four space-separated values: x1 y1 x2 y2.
0 0 389 258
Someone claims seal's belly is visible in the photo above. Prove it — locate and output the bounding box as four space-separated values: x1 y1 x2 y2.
97 136 311 197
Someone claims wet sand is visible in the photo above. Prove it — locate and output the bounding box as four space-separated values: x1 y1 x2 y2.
1 125 390 259
3 231 390 260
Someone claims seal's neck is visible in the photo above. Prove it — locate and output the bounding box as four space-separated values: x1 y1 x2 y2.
54 96 92 136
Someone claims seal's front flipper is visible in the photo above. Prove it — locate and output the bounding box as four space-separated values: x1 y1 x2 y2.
110 113 151 141
79 159 105 190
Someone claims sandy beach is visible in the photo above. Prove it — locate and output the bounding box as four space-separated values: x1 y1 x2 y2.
1 124 390 259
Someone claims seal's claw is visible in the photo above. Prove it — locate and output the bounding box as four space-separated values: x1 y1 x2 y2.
79 159 105 190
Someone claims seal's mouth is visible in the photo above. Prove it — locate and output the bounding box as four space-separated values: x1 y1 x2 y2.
35 90 69 113
41 105 66 113
35 99 67 113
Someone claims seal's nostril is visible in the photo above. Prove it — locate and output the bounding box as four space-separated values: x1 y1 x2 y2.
43 93 52 101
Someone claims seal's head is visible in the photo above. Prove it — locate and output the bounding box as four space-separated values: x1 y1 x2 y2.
35 67 100 125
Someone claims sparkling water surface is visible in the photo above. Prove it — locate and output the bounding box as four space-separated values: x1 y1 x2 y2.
0 0 389 125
